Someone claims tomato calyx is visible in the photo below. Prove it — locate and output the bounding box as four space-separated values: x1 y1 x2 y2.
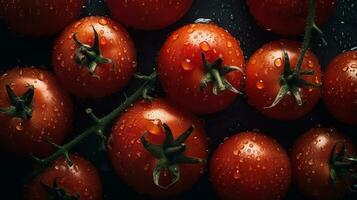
266 50 320 108
0 84 34 120
329 142 357 192
41 178 79 200
72 26 112 75
200 53 243 95
141 123 205 189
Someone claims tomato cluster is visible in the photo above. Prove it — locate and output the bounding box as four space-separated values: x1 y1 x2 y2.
0 0 356 200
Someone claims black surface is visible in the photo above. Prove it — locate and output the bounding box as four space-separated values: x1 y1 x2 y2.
0 0 356 199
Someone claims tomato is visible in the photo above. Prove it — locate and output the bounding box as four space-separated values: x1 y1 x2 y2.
246 0 337 35
107 98 208 196
323 50 357 125
106 0 193 30
291 127 356 200
53 16 137 98
0 0 83 37
210 131 291 200
158 23 245 114
245 40 322 120
24 154 102 200
0 67 73 157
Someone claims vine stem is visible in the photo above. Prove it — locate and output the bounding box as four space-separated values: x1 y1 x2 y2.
295 0 317 73
22 72 157 184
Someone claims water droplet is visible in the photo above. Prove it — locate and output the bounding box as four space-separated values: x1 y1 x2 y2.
172 34 179 41
274 58 282 67
342 66 349 72
99 18 107 25
199 41 211 51
233 150 239 156
181 59 194 71
350 64 357 69
226 41 233 48
251 59 257 65
256 80 265 90
15 122 23 131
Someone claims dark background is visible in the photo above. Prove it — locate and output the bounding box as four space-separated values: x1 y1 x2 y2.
0 0 356 199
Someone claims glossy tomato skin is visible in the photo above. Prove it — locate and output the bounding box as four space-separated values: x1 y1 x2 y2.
291 128 356 200
158 23 245 114
108 98 208 197
0 67 73 157
24 154 102 200
246 0 337 36
210 132 291 200
53 16 137 98
0 0 83 37
323 50 357 125
245 40 322 120
106 0 193 30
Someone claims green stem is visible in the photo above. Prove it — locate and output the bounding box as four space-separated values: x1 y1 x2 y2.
22 72 157 184
295 0 317 73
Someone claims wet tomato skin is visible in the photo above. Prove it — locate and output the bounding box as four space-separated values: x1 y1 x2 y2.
245 40 321 120
246 0 337 36
323 50 357 125
25 154 102 200
158 23 245 114
0 0 83 36
0 67 73 157
53 16 137 98
108 98 208 197
291 128 356 200
106 0 193 30
210 132 291 200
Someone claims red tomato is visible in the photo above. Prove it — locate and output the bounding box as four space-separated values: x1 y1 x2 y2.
0 67 73 157
24 154 102 200
0 0 83 36
291 127 356 200
158 23 245 114
53 16 137 98
108 98 208 196
106 0 193 30
210 131 291 200
246 0 337 35
323 50 357 125
245 40 322 120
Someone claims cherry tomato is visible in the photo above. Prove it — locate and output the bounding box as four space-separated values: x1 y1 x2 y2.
24 154 102 200
210 131 291 200
245 40 322 120
158 23 245 114
108 98 208 196
291 127 356 200
106 0 193 30
323 50 357 125
53 16 137 98
0 67 73 157
246 0 337 35
0 0 83 36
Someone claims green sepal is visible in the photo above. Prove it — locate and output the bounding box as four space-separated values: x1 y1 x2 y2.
41 178 79 200
73 26 112 75
0 84 35 120
141 123 204 189
199 53 243 95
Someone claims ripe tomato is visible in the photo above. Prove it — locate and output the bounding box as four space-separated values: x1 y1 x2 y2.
210 131 291 200
53 16 137 98
24 154 102 200
291 128 356 200
0 67 73 157
106 0 193 30
158 23 245 114
108 98 208 196
246 0 337 35
323 50 357 125
245 40 322 120
0 0 83 36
